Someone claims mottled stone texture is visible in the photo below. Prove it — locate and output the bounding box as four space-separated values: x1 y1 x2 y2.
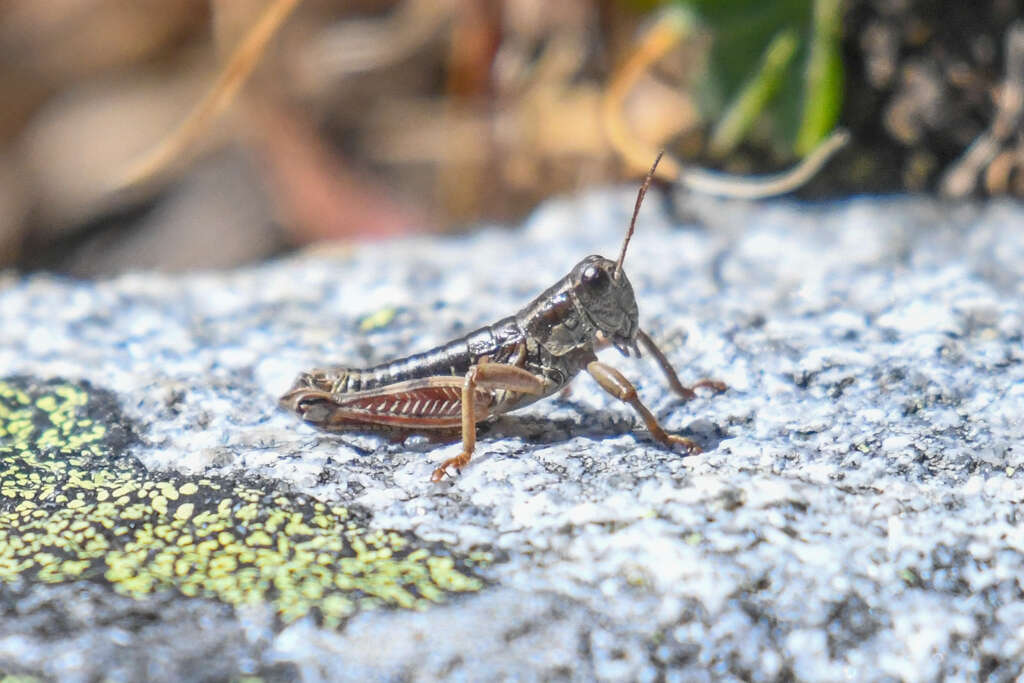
1 192 1023 682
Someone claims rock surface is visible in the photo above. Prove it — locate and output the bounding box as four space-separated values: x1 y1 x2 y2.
1 191 1023 682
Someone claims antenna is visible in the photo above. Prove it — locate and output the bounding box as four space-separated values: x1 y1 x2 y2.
615 151 663 280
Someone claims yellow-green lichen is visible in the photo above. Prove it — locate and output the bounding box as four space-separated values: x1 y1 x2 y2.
0 378 487 628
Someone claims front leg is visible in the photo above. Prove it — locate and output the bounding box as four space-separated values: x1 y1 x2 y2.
430 362 547 482
636 329 726 400
587 360 702 453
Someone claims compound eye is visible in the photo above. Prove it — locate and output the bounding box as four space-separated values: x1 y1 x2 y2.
581 265 611 293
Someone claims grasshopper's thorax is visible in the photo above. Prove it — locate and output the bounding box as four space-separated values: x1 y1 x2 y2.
517 255 640 358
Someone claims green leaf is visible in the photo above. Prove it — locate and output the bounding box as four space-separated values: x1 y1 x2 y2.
795 0 844 154
710 28 799 157
662 0 844 157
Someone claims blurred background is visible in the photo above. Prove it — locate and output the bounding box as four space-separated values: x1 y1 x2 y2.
0 0 1020 277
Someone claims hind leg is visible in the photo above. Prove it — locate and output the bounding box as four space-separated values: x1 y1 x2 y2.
430 362 547 482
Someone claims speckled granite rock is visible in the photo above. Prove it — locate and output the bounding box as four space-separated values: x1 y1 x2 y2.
1 192 1023 682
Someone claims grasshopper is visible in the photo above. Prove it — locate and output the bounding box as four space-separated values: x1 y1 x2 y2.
281 153 725 481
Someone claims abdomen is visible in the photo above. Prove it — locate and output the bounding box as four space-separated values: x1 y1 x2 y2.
293 317 527 396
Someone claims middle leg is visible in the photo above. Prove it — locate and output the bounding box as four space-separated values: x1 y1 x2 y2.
587 360 702 453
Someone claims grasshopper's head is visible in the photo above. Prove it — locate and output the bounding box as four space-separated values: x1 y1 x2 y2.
570 255 640 355
574 150 663 356
524 153 661 358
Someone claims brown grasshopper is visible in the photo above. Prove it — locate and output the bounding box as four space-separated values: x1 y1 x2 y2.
280 153 725 482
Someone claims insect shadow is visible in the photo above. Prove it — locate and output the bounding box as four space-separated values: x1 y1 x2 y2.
474 410 728 455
